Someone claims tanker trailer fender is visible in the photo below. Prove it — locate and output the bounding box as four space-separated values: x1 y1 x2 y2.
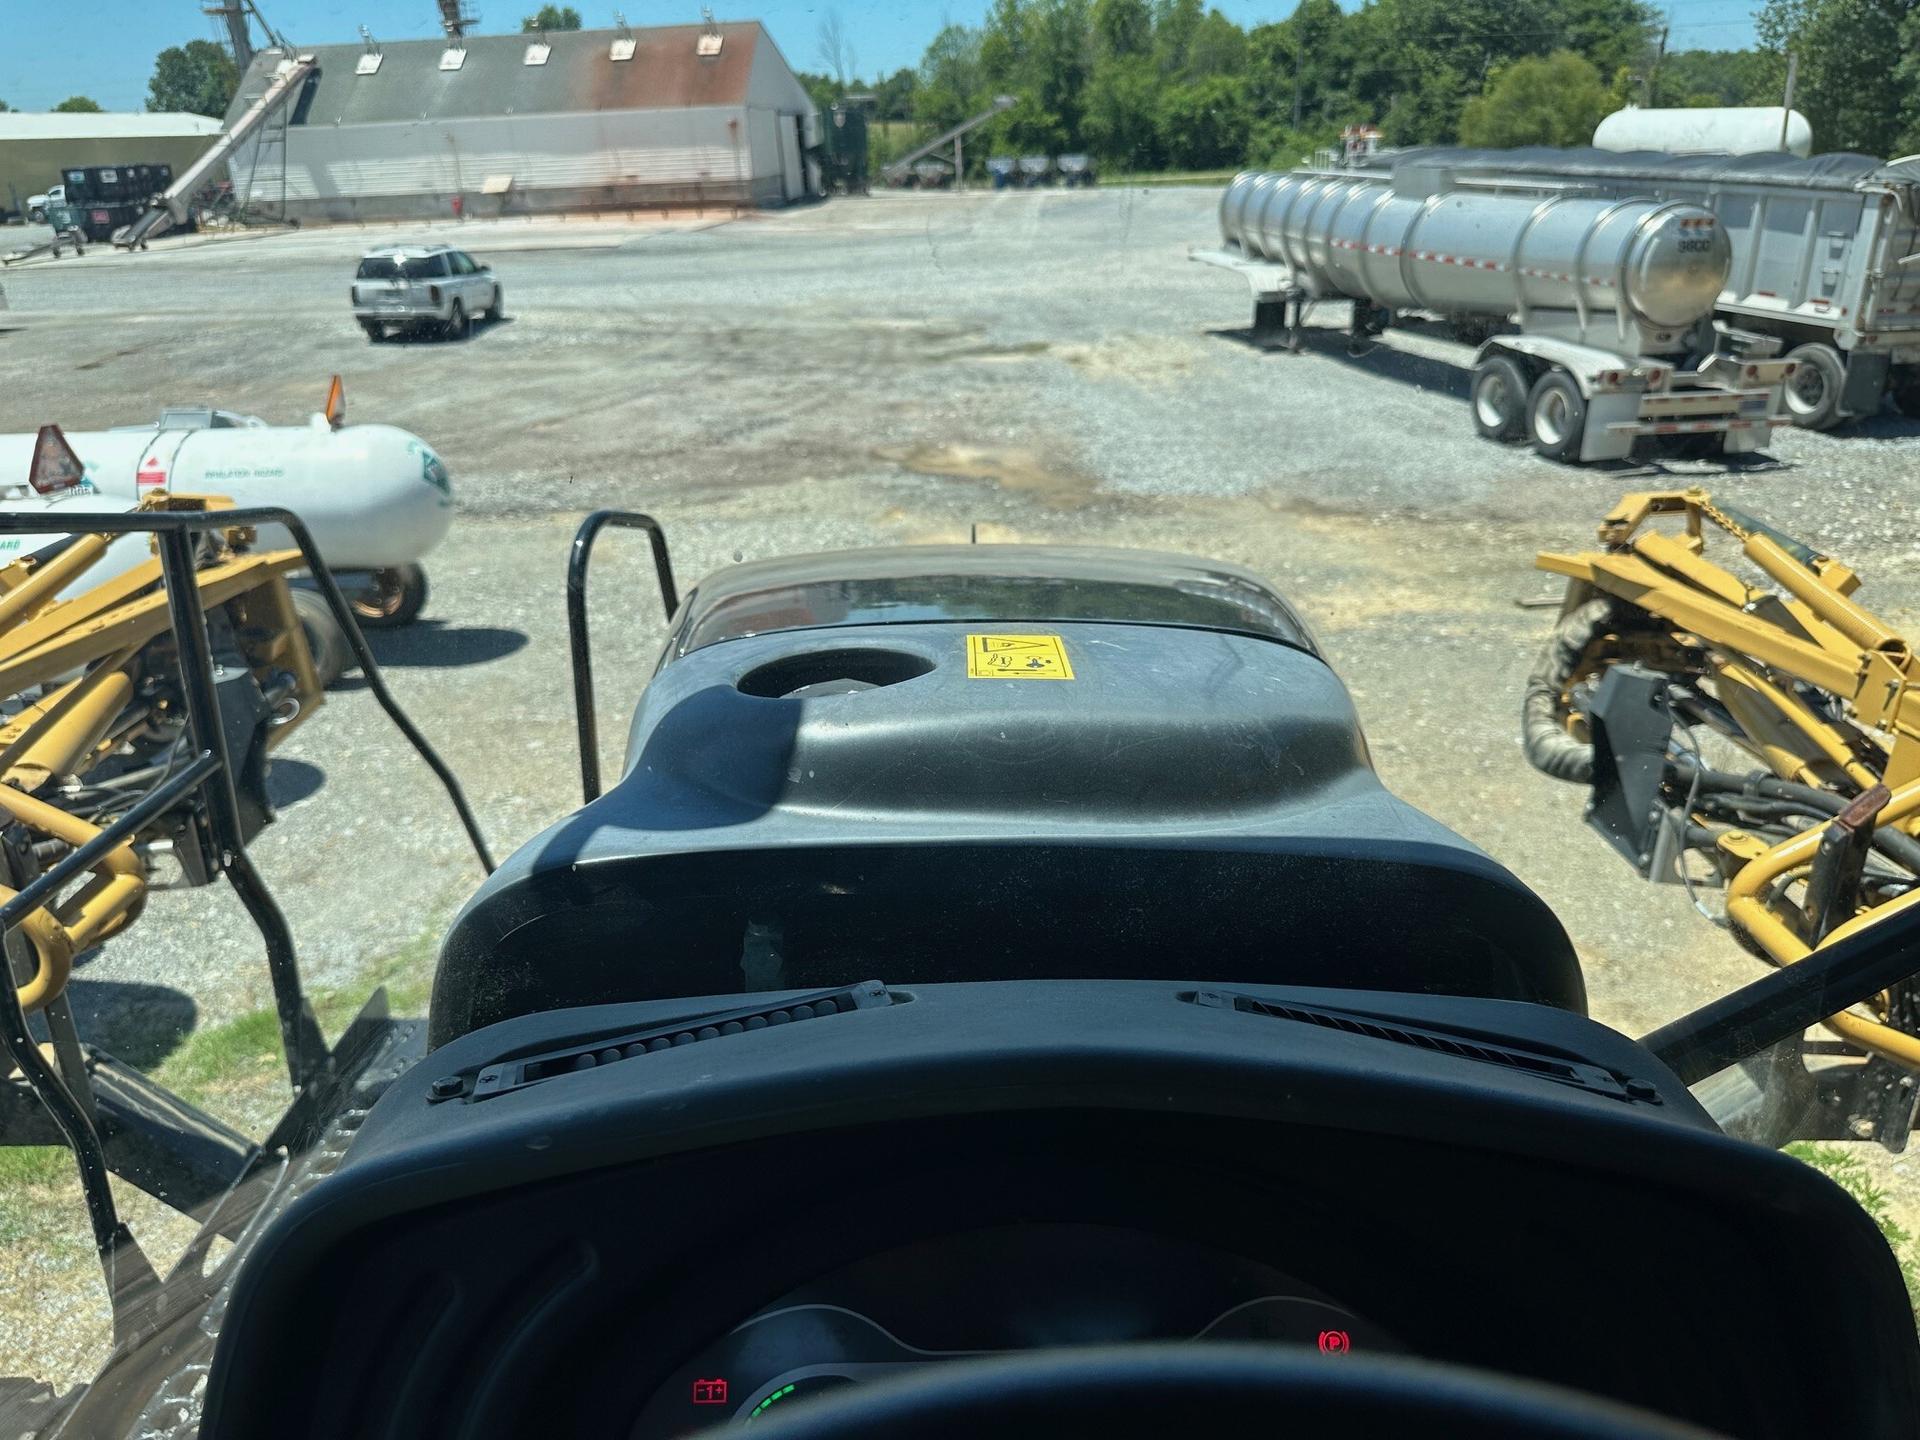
1471 336 1651 463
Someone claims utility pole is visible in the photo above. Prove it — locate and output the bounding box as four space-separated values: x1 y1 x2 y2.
1292 39 1303 130
1645 23 1667 107
203 1 254 67
1779 51 1799 151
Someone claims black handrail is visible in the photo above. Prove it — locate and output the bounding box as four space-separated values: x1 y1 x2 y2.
0 505 494 872
1643 893 1920 1084
567 511 678 803
0 502 492 1336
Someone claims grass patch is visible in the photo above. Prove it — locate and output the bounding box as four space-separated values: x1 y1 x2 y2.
1786 1142 1920 1313
0 1148 93 1249
144 922 443 1116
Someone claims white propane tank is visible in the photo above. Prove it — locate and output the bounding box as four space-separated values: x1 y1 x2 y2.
1593 106 1813 158
0 421 453 571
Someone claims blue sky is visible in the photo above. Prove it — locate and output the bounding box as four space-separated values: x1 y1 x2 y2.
0 0 1760 113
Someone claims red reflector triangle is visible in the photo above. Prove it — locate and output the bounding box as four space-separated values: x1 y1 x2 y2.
28 425 87 496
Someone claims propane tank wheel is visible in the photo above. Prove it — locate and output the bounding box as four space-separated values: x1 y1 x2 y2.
1527 370 1587 462
1471 356 1531 442
350 564 429 629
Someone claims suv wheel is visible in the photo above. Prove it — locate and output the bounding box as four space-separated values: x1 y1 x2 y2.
444 300 468 341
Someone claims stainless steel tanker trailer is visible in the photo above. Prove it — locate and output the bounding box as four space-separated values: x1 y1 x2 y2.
1340 148 1920 430
1194 165 1799 463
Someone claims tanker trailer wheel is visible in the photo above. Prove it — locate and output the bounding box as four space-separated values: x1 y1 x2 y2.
1526 370 1587 462
290 587 352 689
1782 342 1846 429
350 564 428 629
1470 356 1530 442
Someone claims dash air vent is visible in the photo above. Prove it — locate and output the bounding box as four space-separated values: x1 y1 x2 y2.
1187 990 1658 1105
450 981 894 1103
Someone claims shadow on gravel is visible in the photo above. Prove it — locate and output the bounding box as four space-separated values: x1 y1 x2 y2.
1831 411 1920 440
1205 323 1470 401
373 314 513 345
266 758 325 809
58 979 197 1070
337 619 530 684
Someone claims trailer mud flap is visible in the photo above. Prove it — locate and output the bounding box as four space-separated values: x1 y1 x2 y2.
1842 349 1891 416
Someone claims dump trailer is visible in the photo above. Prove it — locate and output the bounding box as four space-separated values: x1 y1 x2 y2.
1196 165 1799 463
1347 148 1920 428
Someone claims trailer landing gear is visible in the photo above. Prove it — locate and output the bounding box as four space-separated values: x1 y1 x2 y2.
1250 289 1309 353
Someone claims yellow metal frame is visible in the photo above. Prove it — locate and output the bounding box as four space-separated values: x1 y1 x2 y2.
0 494 322 1012
1540 488 1920 1066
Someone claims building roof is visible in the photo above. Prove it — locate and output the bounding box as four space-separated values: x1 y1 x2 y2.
0 112 224 141
235 23 772 129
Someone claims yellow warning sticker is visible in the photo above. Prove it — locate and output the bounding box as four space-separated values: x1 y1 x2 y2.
966 633 1074 680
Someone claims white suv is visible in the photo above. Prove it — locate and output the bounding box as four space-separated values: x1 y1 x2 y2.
352 244 502 341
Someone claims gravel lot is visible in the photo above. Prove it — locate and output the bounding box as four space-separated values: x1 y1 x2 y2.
2 186 1919 1380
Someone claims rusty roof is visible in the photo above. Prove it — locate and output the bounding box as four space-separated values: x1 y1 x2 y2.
231 23 768 128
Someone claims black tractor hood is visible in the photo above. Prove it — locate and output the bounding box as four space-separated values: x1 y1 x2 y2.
432 604 1582 1047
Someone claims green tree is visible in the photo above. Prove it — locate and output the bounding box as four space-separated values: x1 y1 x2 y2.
873 67 918 121
796 71 845 114
0 99 11 112
1653 49 1765 108
1093 0 1154 58
1459 50 1614 146
1754 0 1917 156
146 39 238 117
53 96 103 113
1158 73 1249 167
1083 54 1163 166
1185 10 1248 78
914 23 984 133
1153 0 1204 75
521 5 582 30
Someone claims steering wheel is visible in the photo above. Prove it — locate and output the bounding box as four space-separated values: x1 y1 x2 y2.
746 1344 1732 1439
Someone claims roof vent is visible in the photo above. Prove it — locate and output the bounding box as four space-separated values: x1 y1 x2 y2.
439 47 466 71
355 26 383 75
610 13 636 60
524 41 551 65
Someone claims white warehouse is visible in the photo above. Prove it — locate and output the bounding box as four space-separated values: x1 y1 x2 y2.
224 21 819 221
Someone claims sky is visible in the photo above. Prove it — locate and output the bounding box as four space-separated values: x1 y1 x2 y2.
0 0 1762 114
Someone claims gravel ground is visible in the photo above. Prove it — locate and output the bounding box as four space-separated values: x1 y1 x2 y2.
1 185 1918 1385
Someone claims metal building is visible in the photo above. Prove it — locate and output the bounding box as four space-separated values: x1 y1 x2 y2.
223 21 820 221
0 112 222 218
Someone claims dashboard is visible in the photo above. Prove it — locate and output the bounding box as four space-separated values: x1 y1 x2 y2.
192 980 1920 1440
632 1224 1394 1434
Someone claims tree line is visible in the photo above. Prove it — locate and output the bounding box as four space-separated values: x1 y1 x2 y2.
11 0 1915 171
799 0 1920 174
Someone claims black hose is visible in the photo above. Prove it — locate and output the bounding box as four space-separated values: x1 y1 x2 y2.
1521 596 1619 784
1671 754 1920 877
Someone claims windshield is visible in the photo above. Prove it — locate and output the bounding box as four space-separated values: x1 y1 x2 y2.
356 254 442 280
2 2 1918 1434
677 568 1318 656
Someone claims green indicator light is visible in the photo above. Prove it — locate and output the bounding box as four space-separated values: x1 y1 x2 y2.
750 1384 797 1419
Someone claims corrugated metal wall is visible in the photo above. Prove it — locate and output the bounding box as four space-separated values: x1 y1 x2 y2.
231 105 773 219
